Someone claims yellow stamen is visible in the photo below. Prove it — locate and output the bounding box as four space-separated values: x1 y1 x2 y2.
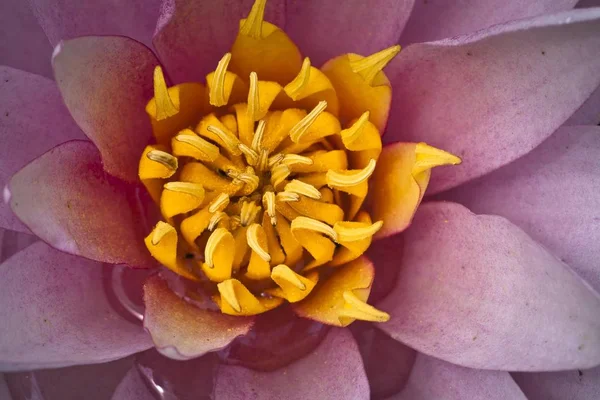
217 279 242 313
172 130 220 162
209 53 232 106
257 149 269 172
246 223 271 262
271 163 291 188
334 220 383 242
349 45 401 85
276 191 300 203
339 290 390 322
235 168 260 193
238 143 259 165
240 201 262 226
208 211 227 231
251 120 266 152
151 220 174 246
152 66 179 120
413 142 462 176
163 181 205 198
271 264 306 290
284 180 321 200
205 228 230 268
146 150 178 172
262 191 277 225
284 57 311 100
289 101 328 143
340 111 369 148
206 124 241 155
281 154 313 167
240 0 266 39
291 216 338 241
267 153 284 168
326 159 376 187
247 72 260 121
209 193 230 213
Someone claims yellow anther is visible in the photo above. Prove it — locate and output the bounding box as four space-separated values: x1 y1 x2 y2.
208 211 227 231
240 201 262 226
206 124 241 155
230 215 241 230
246 223 271 262
276 191 300 203
291 216 338 242
236 168 260 193
238 143 259 165
152 65 179 120
281 154 313 166
339 290 390 322
326 159 376 187
262 192 277 225
163 182 205 198
251 120 266 152
151 221 174 246
289 101 328 143
341 111 370 148
217 279 242 313
334 220 383 242
247 72 260 121
240 0 266 39
271 163 291 188
267 153 284 168
349 45 401 85
205 228 231 268
284 57 311 100
209 193 230 213
413 142 462 176
172 130 220 162
146 150 178 172
257 149 269 172
210 53 232 106
284 180 322 200
271 264 306 290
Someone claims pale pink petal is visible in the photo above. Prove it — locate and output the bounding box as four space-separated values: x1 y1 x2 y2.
399 0 576 45
513 366 600 400
377 201 600 371
350 323 416 399
0 228 37 264
0 374 11 400
0 242 153 371
578 0 600 7
111 367 154 400
143 275 253 360
441 126 600 292
214 328 369 400
385 9 600 193
391 354 527 400
29 0 162 50
285 0 414 66
53 36 158 183
0 0 52 78
8 141 154 267
5 356 135 400
0 66 85 233
153 0 285 83
566 85 600 125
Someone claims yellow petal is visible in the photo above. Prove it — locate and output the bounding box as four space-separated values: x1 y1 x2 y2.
262 213 286 265
288 196 344 226
291 227 336 271
144 222 200 281
171 129 220 162
202 228 235 282
160 182 205 219
180 162 242 195
329 211 375 267
216 279 283 316
274 213 304 267
245 223 272 280
284 57 339 116
289 150 347 174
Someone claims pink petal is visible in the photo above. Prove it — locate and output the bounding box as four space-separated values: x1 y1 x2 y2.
391 354 527 400
350 323 416 399
111 367 155 400
142 275 253 360
153 0 285 84
214 327 370 400
29 0 162 50
513 366 600 400
8 141 154 267
0 242 152 371
441 126 600 293
377 201 600 371
5 357 135 400
0 66 85 233
52 36 158 183
399 0 576 45
566 85 600 125
385 9 600 193
0 228 37 264
285 0 414 66
0 0 52 78
0 375 10 400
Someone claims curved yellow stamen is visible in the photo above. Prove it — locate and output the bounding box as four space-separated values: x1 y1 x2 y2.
251 119 266 152
151 220 174 246
271 163 291 188
217 279 242 313
206 124 241 155
291 216 338 241
246 223 271 262
163 181 205 198
326 159 376 187
238 143 259 165
334 220 383 242
172 131 220 162
208 211 227 231
247 72 260 121
208 193 230 213
289 101 328 143
284 180 321 200
339 290 390 322
146 150 178 172
210 53 232 106
271 264 306 290
267 153 284 168
341 111 370 148
284 57 311 100
276 191 299 203
205 228 231 268
152 65 179 120
240 0 266 38
413 142 462 176
281 154 313 166
262 191 277 225
240 201 262 226
349 45 401 85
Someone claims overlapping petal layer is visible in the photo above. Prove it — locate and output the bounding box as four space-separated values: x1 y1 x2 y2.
386 9 600 193
442 126 600 292
214 328 369 399
111 367 155 400
53 36 158 183
0 242 152 371
513 366 600 400
9 141 154 266
377 202 600 371
0 67 85 233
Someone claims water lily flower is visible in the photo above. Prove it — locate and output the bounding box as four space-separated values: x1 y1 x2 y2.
1 0 600 399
